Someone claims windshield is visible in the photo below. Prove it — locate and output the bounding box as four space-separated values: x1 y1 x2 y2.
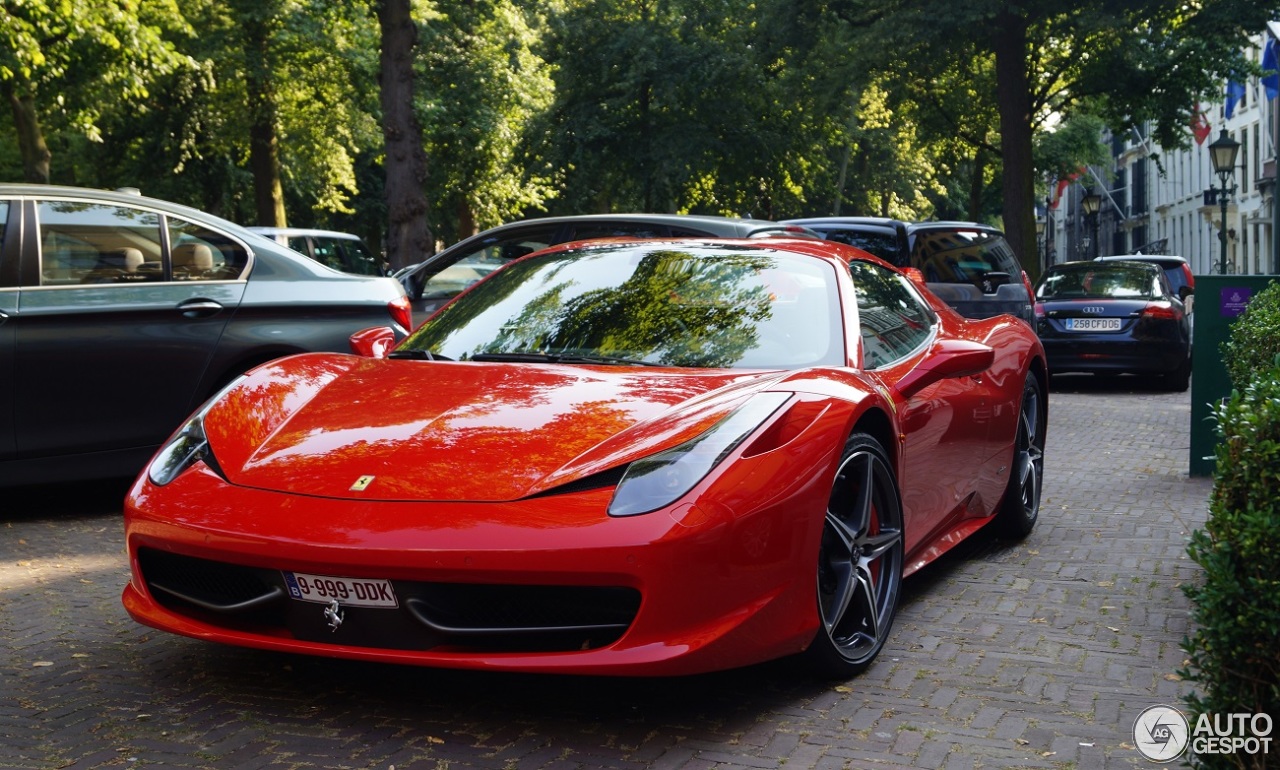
398 243 845 369
1036 265 1158 300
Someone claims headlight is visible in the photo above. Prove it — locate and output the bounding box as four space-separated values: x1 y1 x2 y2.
608 392 791 517
147 376 246 486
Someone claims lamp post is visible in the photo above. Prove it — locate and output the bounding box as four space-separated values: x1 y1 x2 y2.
1044 196 1054 266
1081 189 1102 259
1036 215 1045 271
1208 128 1241 275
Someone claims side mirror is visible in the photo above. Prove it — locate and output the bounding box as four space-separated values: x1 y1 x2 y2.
350 326 396 358
896 339 995 399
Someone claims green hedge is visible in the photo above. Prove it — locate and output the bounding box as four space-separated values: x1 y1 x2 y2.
1221 280 1280 391
1179 354 1280 769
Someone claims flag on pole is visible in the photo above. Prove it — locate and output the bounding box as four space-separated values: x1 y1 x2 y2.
1190 103 1211 144
1225 80 1245 118
1263 39 1278 101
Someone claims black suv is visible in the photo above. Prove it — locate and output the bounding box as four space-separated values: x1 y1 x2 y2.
782 217 1035 325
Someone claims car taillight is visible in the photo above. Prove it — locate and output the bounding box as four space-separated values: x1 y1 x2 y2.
388 296 413 331
1034 302 1045 319
1141 301 1180 321
1181 264 1195 293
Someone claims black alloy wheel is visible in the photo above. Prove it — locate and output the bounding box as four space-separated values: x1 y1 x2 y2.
806 432 904 678
995 374 1045 538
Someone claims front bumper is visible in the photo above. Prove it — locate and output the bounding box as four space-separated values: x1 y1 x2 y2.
122 454 833 676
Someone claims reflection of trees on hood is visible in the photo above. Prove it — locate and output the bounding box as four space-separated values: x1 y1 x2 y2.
509 250 776 367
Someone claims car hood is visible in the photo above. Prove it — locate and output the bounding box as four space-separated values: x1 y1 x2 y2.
203 354 790 501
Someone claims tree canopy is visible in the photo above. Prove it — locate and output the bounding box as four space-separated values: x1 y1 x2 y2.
1 0 1273 269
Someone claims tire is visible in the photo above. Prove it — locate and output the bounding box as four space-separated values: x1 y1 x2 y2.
805 433 904 678
994 374 1045 539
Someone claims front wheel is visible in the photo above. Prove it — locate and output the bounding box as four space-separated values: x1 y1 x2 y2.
994 374 1045 539
805 433 904 678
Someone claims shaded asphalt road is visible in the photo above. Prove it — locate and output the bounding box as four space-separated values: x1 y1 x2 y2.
1 375 1211 769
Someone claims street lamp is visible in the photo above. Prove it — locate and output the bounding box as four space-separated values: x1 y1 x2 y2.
1036 214 1045 271
1208 128 1240 275
1081 189 1102 259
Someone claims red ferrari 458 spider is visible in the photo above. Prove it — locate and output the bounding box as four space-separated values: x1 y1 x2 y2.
122 237 1046 678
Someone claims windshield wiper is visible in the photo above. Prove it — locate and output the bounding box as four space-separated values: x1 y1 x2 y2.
469 351 661 366
387 349 453 361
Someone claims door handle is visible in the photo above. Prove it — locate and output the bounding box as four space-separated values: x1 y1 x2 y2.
176 299 224 319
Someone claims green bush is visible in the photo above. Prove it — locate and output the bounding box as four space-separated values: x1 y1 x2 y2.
1180 358 1280 770
1221 279 1280 391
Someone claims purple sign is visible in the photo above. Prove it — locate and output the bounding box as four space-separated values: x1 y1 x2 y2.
1221 287 1254 317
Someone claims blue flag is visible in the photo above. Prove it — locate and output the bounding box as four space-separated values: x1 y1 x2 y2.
1225 80 1245 117
1263 39 1278 101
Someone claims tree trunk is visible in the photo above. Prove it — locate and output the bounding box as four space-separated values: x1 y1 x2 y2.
378 0 433 272
7 85 51 184
992 10 1040 281
244 12 287 227
968 147 987 222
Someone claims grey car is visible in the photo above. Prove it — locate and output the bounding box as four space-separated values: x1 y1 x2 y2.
0 185 412 486
782 217 1035 325
395 214 816 315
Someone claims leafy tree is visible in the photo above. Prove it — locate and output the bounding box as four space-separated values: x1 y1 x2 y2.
532 0 802 217
1 0 192 183
417 0 556 245
828 0 1274 277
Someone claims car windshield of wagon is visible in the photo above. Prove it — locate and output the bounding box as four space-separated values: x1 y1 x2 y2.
399 243 845 369
1036 265 1158 300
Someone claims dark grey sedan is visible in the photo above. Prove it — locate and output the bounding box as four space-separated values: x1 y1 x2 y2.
0 185 412 486
1033 260 1191 391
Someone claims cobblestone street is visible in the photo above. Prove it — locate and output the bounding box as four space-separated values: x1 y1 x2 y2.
1 377 1212 769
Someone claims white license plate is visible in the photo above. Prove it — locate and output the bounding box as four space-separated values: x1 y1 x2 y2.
282 571 398 608
1065 317 1121 331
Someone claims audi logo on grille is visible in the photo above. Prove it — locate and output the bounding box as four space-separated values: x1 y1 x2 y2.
1081 306 1106 315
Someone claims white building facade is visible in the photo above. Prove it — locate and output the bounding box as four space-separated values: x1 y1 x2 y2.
1044 28 1279 277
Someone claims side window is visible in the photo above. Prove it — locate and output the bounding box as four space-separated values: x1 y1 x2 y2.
421 228 558 301
167 218 248 281
911 230 1020 284
848 260 934 369
36 201 164 285
339 239 382 275
308 238 347 271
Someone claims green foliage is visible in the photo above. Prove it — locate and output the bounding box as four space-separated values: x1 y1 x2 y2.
418 0 557 242
1222 281 1280 393
1180 358 1280 769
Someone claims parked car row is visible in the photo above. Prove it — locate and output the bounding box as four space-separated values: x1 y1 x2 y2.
1 181 1197 493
